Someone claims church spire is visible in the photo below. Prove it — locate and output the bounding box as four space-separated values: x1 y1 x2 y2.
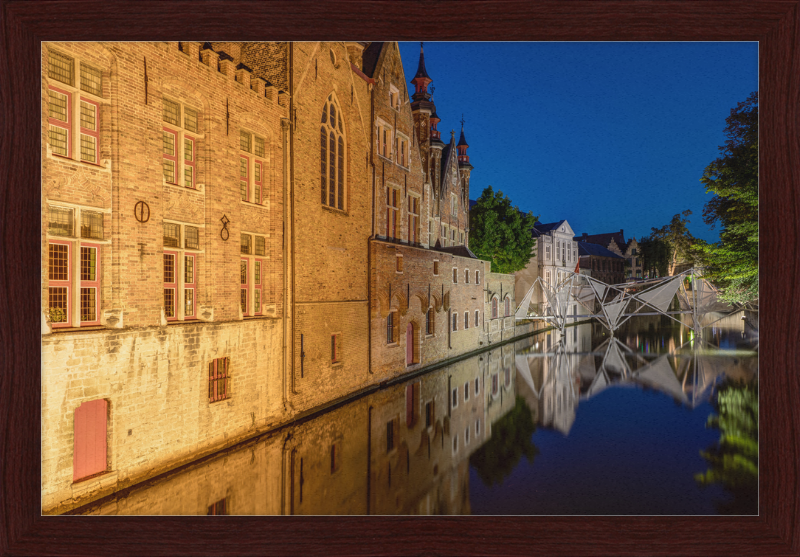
457 116 472 169
411 42 432 102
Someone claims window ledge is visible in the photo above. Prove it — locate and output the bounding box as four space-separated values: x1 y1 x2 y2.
49 325 106 334
321 205 348 216
240 200 268 208
387 342 399 348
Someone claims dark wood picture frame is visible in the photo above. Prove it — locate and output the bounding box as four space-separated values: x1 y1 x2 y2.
1 1 797 555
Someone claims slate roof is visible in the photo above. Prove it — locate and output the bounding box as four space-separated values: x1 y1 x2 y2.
435 245 479 259
577 242 624 259
414 43 431 80
577 231 626 249
457 126 468 147
532 220 567 237
361 42 384 78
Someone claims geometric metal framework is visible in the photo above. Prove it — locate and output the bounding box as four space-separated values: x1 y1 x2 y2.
515 267 740 337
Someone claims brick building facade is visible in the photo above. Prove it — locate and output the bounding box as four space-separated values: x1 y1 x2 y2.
41 41 519 514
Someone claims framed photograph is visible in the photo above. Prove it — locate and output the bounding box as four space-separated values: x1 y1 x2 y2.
2 1 796 555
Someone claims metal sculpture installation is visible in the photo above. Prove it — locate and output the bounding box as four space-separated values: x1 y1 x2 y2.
515 268 742 337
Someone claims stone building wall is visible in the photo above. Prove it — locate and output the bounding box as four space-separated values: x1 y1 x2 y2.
286 42 373 413
369 240 490 381
42 319 285 513
41 41 287 513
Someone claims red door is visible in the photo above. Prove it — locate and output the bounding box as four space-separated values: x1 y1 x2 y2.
406 322 414 365
73 399 107 481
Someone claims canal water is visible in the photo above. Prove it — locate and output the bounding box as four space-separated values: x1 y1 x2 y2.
73 312 758 516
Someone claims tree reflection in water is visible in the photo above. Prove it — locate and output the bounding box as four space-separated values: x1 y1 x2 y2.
470 396 539 487
695 381 758 514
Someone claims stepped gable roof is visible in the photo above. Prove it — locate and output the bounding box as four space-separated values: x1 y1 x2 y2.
435 245 478 259
578 242 624 259
361 42 384 78
532 220 566 237
578 231 626 249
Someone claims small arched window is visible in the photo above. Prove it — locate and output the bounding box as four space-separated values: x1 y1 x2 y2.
492 298 498 319
320 94 345 210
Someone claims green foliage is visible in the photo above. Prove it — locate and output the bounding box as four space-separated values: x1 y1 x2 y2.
649 210 697 274
695 381 758 514
469 186 537 274
469 396 539 487
48 307 66 323
698 92 759 304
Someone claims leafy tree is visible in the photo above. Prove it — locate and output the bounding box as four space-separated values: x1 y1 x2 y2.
695 381 758 514
469 186 538 274
469 396 539 487
650 210 697 275
637 234 671 277
698 92 758 304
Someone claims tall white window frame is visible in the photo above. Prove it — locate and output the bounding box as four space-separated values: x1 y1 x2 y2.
240 129 267 204
163 220 203 321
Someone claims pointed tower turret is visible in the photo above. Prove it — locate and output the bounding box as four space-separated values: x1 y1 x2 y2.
410 42 439 204
411 42 432 102
456 117 473 170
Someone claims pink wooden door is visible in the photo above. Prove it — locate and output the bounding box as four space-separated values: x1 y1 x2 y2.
406 323 414 365
73 399 107 481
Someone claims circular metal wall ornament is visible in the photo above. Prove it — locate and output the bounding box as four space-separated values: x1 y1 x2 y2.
134 201 150 223
220 214 230 241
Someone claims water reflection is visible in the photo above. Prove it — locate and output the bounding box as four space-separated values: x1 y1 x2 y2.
72 313 757 516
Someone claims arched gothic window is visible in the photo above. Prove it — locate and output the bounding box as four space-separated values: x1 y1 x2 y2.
320 95 345 210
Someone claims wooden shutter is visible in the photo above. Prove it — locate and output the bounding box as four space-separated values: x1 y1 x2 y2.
73 399 107 481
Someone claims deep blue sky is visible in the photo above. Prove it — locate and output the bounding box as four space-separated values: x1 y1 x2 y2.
398 42 758 243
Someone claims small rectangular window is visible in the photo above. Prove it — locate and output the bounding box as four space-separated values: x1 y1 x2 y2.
185 225 199 250
80 63 102 96
433 261 439 275
163 99 180 125
386 419 395 453
475 377 480 396
48 50 74 86
464 382 470 402
475 310 480 328
387 312 394 344
163 223 180 247
331 333 341 363
425 401 434 428
241 233 252 255
453 268 458 284
452 312 457 331
330 443 340 474
208 357 230 403
80 210 103 239
240 130 251 152
396 255 403 273
48 206 74 236
207 498 227 515
184 107 198 133
255 236 265 256
464 311 469 329
451 387 458 409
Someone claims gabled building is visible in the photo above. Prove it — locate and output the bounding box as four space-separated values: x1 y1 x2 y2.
577 241 626 285
622 237 643 279
576 229 626 256
514 219 579 317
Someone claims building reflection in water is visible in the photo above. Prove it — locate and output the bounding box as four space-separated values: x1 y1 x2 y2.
72 314 756 515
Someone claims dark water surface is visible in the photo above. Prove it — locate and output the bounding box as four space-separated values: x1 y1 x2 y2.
74 312 758 515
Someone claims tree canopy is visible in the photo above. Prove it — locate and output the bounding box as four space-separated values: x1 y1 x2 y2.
637 234 671 278
649 210 697 275
468 186 537 274
697 91 758 304
469 396 539 487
